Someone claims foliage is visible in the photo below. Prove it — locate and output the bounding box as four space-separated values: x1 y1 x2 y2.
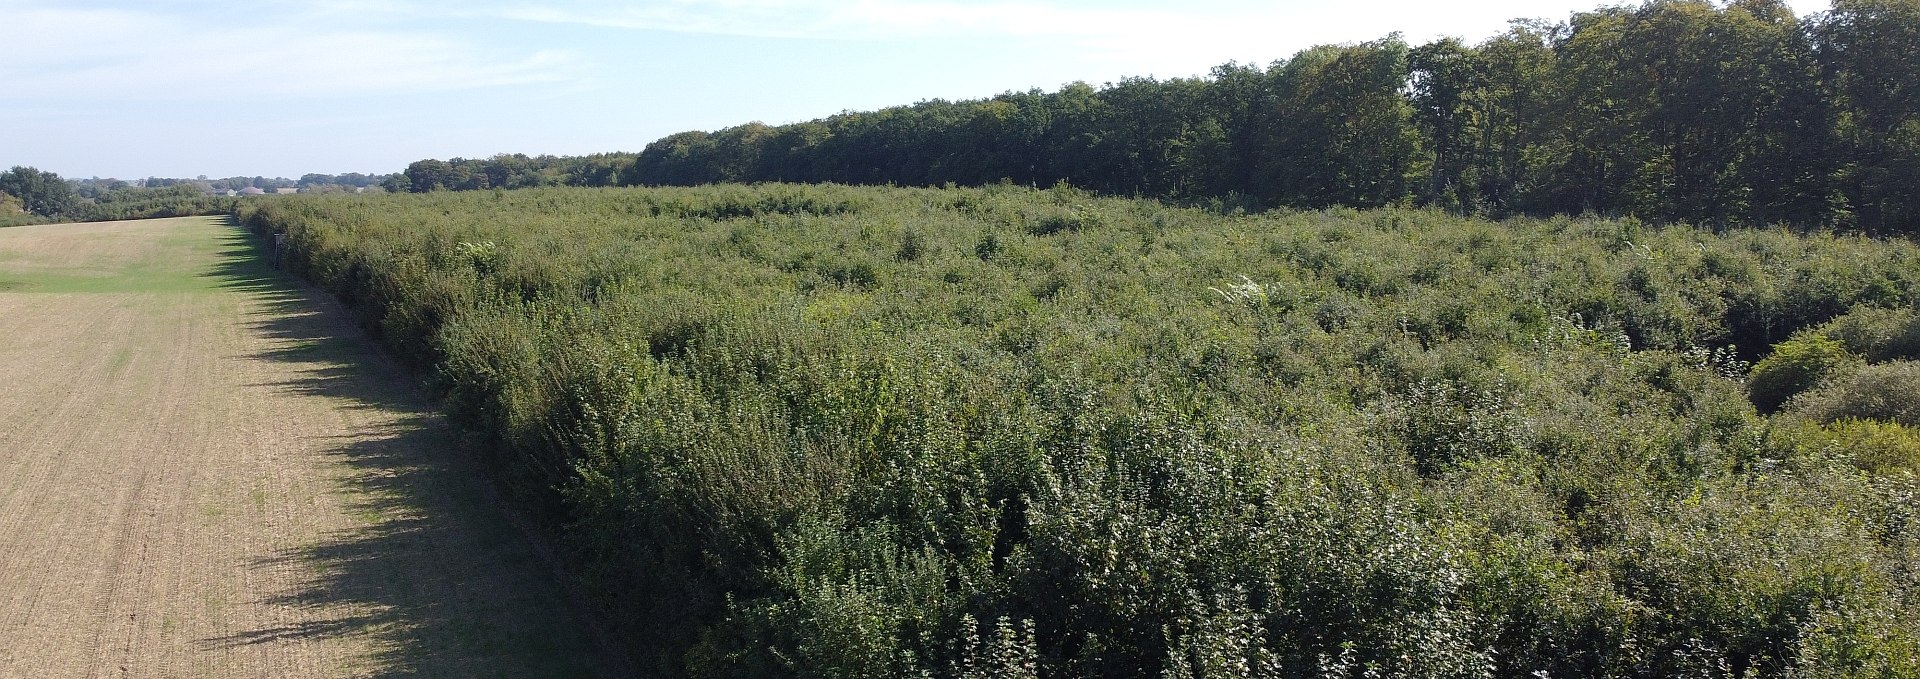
1815 304 1920 362
1784 418 1920 475
400 153 637 192
237 183 1920 677
0 166 76 217
0 191 46 227
0 167 251 224
63 184 238 222
1791 360 1920 426
1748 335 1861 413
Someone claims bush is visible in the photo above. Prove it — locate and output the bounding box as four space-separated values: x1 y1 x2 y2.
236 184 1920 677
1791 361 1920 427
1748 336 1860 414
1818 305 1920 363
1789 419 1920 475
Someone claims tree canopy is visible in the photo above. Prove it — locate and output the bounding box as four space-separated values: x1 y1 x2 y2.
0 166 76 218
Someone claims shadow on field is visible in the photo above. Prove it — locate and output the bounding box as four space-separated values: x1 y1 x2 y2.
193 219 611 678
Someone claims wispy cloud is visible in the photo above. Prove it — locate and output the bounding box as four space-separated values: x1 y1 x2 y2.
454 0 1287 46
0 4 584 101
417 0 1524 78
440 0 1824 78
477 0 1211 41
424 0 1316 77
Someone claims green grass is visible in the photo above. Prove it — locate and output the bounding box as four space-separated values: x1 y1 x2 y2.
7 267 208 294
0 218 269 294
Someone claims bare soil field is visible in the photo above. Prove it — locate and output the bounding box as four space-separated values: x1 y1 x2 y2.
0 217 607 678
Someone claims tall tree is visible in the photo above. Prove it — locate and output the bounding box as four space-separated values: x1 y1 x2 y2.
1612 0 1826 226
1409 38 1487 212
1815 0 1920 232
1470 23 1558 217
628 131 724 186
1261 37 1419 209
0 166 75 217
402 159 454 192
1534 7 1646 217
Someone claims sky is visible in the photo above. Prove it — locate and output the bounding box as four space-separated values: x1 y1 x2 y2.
0 0 1826 180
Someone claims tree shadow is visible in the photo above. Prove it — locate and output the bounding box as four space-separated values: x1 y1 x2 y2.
200 219 298 300
193 219 622 677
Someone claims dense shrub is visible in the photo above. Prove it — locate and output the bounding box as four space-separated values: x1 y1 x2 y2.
1818 305 1920 363
1785 418 1920 476
236 184 1920 677
1748 336 1862 413
1792 361 1920 427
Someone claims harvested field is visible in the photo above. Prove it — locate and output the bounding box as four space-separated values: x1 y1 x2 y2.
0 217 606 678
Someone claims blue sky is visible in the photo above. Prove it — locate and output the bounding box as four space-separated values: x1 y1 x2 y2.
0 0 1824 180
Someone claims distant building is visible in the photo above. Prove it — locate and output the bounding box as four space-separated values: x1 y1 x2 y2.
273 187 298 195
238 187 266 196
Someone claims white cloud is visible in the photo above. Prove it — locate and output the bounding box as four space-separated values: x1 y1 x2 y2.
478 0 1241 42
0 5 584 101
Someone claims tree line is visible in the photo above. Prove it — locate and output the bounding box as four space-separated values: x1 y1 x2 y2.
0 166 397 226
400 0 1920 233
0 166 230 226
136 172 394 193
394 153 635 193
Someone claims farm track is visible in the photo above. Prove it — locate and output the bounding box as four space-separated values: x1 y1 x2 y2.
0 217 607 678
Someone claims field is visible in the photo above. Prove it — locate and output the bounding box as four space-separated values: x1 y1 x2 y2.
236 183 1920 678
0 217 607 678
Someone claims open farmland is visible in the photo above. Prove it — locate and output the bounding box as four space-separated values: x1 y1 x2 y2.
0 217 605 678
238 184 1920 678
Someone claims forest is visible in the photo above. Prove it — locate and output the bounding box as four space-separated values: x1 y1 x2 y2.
400 0 1919 234
238 182 1920 677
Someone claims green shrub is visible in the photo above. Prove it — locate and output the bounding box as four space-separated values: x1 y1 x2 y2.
1792 361 1920 427
235 184 1920 677
1818 305 1920 363
1789 419 1920 475
1748 336 1861 413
